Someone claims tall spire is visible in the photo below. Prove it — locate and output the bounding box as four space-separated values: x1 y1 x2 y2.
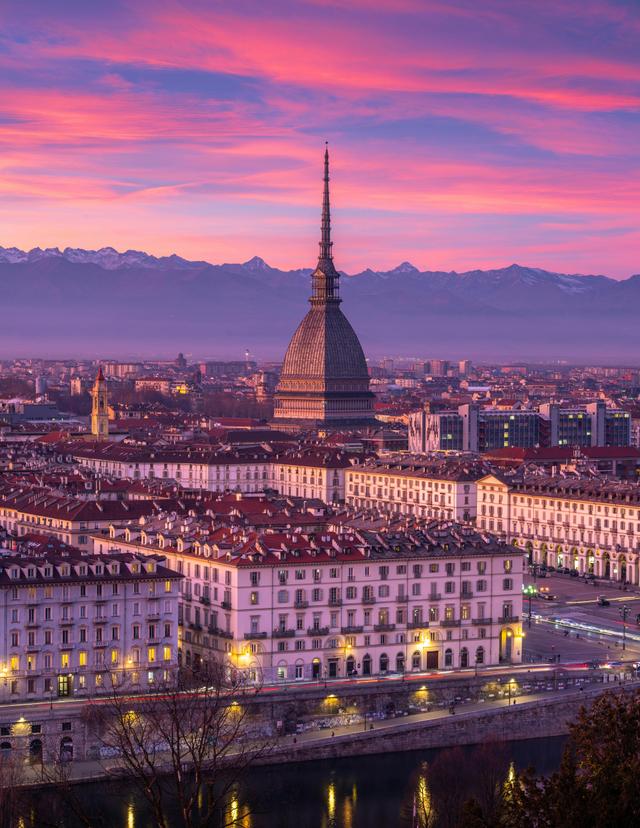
319 142 332 262
311 143 340 304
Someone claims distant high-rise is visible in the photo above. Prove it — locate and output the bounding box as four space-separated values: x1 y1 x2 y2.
90 367 109 440
273 147 375 431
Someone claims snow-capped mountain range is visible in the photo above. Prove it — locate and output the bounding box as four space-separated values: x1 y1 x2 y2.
0 245 637 360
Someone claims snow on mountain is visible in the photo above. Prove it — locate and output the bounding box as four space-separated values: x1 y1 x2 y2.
242 255 272 272
0 245 197 270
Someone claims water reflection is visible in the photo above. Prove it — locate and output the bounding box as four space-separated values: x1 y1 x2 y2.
28 737 565 828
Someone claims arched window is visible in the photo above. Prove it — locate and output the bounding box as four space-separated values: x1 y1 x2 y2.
396 653 405 673
444 648 453 667
412 650 421 670
346 655 356 676
362 654 372 676
476 646 485 665
379 653 389 673
460 647 469 668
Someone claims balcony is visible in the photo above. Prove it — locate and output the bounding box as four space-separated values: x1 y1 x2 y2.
407 620 428 630
440 618 460 627
208 625 233 639
307 626 329 636
395 595 409 602
294 600 309 609
182 593 193 603
272 628 295 638
362 595 376 605
244 631 268 640
328 598 343 607
373 623 396 632
428 593 442 601
221 601 232 610
199 596 211 606
472 618 492 625
340 625 363 634
497 615 520 624
461 591 474 599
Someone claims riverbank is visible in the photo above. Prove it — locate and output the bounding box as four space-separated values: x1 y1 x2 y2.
20 678 638 786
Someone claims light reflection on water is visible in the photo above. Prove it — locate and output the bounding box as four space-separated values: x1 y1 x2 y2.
34 737 566 828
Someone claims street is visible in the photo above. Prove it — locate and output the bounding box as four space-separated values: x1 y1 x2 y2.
523 570 640 664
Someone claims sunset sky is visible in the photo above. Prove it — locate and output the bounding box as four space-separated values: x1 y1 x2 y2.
2 0 640 276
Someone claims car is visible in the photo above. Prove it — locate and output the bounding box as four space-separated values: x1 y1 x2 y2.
547 565 556 572
570 570 579 578
539 592 557 601
597 596 610 607
586 573 596 581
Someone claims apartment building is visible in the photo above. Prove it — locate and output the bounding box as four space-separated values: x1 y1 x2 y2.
70 442 353 502
345 456 486 522
477 473 640 583
0 483 171 549
409 401 631 453
99 521 523 682
0 546 181 705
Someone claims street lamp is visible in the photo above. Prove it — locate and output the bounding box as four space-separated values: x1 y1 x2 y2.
620 604 630 651
522 584 537 628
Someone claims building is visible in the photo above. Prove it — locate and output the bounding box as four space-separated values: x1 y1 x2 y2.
100 521 523 681
409 402 631 453
345 456 485 521
0 483 175 550
272 147 375 431
0 544 181 704
477 472 640 583
90 367 109 440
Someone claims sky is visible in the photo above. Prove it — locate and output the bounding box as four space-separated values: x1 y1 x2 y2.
2 0 640 277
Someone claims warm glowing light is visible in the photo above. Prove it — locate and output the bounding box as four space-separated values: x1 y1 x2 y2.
327 782 336 822
127 802 135 828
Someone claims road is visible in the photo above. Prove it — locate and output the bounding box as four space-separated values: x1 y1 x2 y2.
523 570 640 664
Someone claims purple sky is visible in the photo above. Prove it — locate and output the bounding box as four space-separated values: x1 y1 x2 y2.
2 0 640 276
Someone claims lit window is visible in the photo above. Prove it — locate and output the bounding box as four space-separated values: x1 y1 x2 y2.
111 649 119 665
163 646 171 662
148 647 156 663
79 651 87 667
61 653 70 669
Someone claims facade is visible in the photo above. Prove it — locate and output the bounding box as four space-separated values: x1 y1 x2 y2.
0 483 173 549
100 521 523 682
272 148 375 431
345 457 484 522
90 367 109 440
70 442 354 501
0 547 180 704
477 473 640 583
409 402 631 453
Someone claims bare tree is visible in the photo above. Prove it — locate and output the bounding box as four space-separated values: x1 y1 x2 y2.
89 664 273 828
0 750 27 828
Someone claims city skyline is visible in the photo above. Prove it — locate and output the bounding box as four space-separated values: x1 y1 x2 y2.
2 0 640 277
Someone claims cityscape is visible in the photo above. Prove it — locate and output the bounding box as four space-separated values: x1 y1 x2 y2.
2 2 640 827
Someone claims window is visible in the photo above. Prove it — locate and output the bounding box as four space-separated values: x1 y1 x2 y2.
503 578 513 590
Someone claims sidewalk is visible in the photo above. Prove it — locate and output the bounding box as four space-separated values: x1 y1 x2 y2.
22 678 638 786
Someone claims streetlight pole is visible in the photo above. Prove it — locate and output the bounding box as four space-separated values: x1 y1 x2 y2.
620 604 629 651
523 584 536 629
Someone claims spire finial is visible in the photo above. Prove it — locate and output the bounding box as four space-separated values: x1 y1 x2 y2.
319 142 332 262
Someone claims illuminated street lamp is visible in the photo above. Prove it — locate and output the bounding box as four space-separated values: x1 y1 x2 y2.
522 584 537 628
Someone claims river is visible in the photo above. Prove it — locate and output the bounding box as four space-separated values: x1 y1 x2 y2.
23 737 566 827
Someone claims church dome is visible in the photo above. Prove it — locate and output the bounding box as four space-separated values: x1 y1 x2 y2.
280 304 369 381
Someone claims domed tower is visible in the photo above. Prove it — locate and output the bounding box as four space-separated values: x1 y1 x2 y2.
273 146 375 431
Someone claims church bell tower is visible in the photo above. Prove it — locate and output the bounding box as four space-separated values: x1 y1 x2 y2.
91 366 109 440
